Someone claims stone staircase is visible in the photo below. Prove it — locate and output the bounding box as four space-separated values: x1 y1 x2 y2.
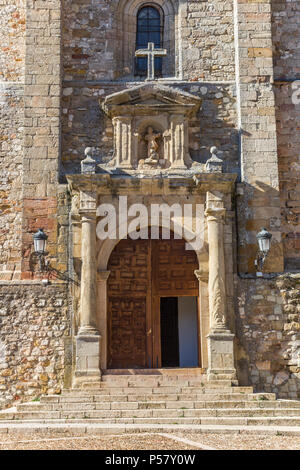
1 369 300 431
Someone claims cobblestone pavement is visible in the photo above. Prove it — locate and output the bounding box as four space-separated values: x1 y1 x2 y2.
177 432 300 451
0 431 299 450
0 432 199 451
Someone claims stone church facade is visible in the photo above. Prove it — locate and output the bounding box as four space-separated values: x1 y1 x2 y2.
1 0 300 407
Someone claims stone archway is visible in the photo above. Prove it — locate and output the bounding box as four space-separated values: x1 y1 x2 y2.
68 174 238 385
106 231 200 369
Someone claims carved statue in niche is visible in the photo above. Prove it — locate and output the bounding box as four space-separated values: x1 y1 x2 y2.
138 126 167 169
145 127 161 164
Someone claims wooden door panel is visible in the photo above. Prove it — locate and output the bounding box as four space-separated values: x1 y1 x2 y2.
107 234 199 369
152 238 198 296
108 239 150 368
108 239 149 297
108 298 147 368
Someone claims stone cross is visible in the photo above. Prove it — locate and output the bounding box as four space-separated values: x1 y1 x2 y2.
135 42 167 81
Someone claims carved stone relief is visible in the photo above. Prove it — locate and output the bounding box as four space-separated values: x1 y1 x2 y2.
101 83 201 171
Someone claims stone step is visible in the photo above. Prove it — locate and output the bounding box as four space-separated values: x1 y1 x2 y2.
70 386 254 395
102 368 206 377
1 420 300 437
16 399 300 412
1 416 300 427
3 407 300 421
98 379 233 388
39 392 275 404
101 377 207 385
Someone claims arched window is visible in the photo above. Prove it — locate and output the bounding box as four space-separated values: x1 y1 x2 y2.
116 0 177 79
135 5 164 77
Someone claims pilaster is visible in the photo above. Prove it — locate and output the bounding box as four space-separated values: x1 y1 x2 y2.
205 191 237 383
234 0 283 273
21 0 63 278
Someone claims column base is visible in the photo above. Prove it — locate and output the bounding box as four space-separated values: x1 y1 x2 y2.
73 332 101 388
207 330 238 384
170 163 187 170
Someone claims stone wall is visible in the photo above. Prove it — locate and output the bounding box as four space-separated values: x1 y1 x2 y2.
0 282 71 409
272 0 300 270
0 0 25 82
0 84 24 280
180 0 235 80
61 0 234 82
0 0 26 280
237 275 300 399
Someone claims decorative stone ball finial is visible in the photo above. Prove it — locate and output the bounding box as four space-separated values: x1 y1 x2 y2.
210 146 218 157
205 146 224 173
81 147 96 175
85 147 93 157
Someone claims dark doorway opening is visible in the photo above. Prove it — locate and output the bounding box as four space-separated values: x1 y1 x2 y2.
160 297 179 367
160 296 199 368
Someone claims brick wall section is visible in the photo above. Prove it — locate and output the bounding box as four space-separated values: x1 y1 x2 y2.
237 275 300 398
21 0 63 278
272 0 300 269
235 0 283 273
0 283 70 409
21 188 69 280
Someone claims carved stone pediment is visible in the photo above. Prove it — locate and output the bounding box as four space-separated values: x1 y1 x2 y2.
102 83 202 117
101 83 202 171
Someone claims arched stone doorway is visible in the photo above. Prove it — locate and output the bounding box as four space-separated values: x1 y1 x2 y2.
107 232 199 369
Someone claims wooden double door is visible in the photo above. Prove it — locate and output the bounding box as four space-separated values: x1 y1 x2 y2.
107 234 199 369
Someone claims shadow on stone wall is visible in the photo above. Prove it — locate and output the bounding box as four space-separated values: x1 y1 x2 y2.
236 274 300 399
236 181 284 274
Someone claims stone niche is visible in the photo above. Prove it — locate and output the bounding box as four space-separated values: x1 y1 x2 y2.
101 83 201 171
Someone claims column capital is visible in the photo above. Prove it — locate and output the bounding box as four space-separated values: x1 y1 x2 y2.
79 189 97 214
79 210 97 220
205 206 226 222
194 269 209 283
97 270 111 282
112 115 133 126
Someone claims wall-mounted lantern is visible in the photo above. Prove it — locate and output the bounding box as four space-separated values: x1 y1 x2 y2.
255 228 272 274
33 228 49 272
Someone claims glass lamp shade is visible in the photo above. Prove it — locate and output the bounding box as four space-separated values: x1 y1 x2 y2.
33 229 48 254
256 228 272 253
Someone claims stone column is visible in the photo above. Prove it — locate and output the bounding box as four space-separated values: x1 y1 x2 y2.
79 212 98 334
74 189 101 386
205 196 237 383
